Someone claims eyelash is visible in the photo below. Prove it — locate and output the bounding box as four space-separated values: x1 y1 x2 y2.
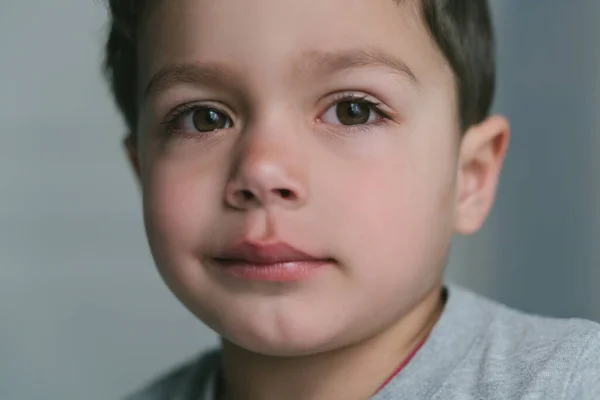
161 103 230 133
162 103 197 127
320 93 392 133
160 93 392 137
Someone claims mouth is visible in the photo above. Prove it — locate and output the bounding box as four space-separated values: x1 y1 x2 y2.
211 241 334 282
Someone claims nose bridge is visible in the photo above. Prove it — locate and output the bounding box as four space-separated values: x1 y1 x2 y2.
240 107 302 169
225 113 309 209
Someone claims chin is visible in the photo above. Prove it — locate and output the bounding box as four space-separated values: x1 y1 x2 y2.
216 311 355 357
226 334 343 357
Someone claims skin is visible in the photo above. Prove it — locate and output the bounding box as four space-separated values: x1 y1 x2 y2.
125 0 509 398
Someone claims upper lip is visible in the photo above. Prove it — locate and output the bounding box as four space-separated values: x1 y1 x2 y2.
213 241 326 265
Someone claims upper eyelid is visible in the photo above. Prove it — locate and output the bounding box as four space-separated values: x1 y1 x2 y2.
318 92 391 118
175 101 232 114
320 91 389 111
323 91 380 103
162 101 234 123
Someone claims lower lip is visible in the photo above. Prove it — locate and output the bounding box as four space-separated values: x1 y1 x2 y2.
213 260 330 282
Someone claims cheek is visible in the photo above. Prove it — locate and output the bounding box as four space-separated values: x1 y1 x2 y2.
141 156 221 273
336 149 456 284
140 155 235 327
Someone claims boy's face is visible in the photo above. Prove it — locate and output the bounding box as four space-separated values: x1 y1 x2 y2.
130 0 507 355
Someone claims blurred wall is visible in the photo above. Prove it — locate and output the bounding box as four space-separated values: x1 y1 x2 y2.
0 2 218 399
447 0 600 322
0 1 598 399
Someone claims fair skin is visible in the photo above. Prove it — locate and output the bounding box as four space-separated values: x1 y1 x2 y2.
126 0 509 399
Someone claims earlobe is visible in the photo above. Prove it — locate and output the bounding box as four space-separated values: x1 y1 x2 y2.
124 134 142 182
454 115 510 235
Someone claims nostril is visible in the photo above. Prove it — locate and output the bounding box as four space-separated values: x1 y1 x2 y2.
240 190 254 202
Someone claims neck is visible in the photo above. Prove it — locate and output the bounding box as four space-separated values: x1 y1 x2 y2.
219 285 444 400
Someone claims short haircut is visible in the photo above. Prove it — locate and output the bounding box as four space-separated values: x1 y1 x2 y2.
103 0 495 136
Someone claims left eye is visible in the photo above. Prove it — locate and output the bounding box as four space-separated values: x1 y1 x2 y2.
321 99 381 126
184 107 232 132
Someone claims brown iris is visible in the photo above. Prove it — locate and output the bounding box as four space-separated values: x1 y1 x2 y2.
336 101 372 125
192 108 229 132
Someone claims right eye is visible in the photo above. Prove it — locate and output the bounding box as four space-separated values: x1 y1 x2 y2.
166 105 233 134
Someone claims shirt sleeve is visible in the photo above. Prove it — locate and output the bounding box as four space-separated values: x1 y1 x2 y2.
564 329 600 399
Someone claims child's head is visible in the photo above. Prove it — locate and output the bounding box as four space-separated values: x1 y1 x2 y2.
104 0 508 356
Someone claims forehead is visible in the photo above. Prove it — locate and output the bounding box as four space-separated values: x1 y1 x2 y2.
138 0 450 94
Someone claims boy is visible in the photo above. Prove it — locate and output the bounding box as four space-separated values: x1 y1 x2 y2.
103 0 600 398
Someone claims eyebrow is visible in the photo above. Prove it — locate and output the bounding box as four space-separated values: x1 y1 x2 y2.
143 48 418 100
293 48 419 86
142 62 243 100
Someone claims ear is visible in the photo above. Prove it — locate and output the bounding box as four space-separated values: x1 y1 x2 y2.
454 115 510 235
124 134 142 183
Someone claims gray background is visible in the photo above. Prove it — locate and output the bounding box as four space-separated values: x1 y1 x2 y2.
1 1 598 399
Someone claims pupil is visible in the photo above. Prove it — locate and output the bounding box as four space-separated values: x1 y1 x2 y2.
193 109 226 131
337 101 370 125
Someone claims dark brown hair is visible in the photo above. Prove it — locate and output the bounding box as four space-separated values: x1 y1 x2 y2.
103 0 495 135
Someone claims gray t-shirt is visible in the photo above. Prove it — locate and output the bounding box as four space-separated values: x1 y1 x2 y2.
125 285 600 399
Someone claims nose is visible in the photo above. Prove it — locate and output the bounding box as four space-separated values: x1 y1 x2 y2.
224 128 308 211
